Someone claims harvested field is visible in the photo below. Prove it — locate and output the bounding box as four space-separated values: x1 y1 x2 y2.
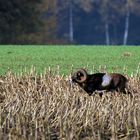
0 68 140 140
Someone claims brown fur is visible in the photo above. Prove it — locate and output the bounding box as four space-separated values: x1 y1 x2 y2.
72 70 130 96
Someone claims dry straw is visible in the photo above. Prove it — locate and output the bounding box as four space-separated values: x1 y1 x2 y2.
0 66 140 140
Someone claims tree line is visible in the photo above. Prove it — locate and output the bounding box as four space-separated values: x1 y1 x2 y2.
0 0 140 45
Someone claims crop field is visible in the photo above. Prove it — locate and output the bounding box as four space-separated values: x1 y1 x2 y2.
0 45 140 139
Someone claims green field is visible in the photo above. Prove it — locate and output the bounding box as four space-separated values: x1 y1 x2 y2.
0 45 139 75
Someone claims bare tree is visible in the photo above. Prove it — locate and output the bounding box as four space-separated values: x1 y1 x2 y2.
79 0 113 45
96 0 111 45
123 0 131 45
105 22 110 45
57 0 140 45
123 10 130 45
57 0 77 42
69 0 74 42
123 0 140 45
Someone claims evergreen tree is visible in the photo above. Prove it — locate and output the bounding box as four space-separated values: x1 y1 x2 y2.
0 0 42 44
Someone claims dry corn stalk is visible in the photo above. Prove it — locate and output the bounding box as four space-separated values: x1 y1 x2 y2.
0 67 140 140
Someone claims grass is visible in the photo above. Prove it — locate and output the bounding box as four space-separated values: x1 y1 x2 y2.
0 45 140 75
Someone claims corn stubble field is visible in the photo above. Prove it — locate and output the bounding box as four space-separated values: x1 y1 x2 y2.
0 67 140 140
